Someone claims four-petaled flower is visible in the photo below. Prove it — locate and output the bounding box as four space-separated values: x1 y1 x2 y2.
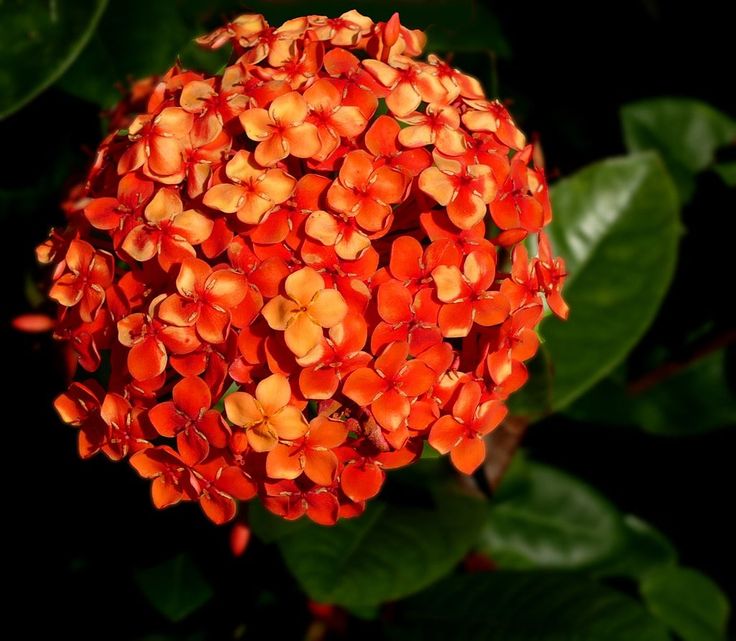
225 373 308 452
262 267 348 357
429 381 507 473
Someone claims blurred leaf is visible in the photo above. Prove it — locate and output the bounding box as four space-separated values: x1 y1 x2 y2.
390 572 671 641
134 554 213 622
276 485 485 608
244 0 510 56
541 153 680 411
714 161 736 187
479 460 625 570
621 98 736 202
592 515 677 580
0 0 108 119
567 350 736 435
641 566 730 641
56 0 227 107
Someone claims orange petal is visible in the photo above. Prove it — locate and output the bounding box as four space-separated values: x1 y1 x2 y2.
371 388 409 431
342 367 386 405
299 367 340 399
284 311 323 357
308 416 348 448
428 415 463 453
172 209 214 246
239 108 272 141
341 461 384 502
266 443 304 480
176 257 211 297
128 336 167 380
149 401 185 437
303 449 338 486
122 225 157 262
270 405 308 440
203 183 245 214
432 265 465 302
450 436 485 474
418 167 455 205
255 373 292 415
474 292 510 326
206 270 247 308
284 122 322 159
145 187 182 224
224 391 262 427
309 288 347 328
262 295 298 330
285 267 325 307
270 91 309 125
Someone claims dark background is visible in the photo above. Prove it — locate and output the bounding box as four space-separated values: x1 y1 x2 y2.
1 1 734 638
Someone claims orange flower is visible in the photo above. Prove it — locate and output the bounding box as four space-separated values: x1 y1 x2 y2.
429 381 507 474
398 103 466 155
262 267 348 357
266 416 348 483
49 240 113 322
419 155 497 229
121 187 213 270
432 250 510 337
363 59 447 117
43 11 567 526
342 341 436 431
326 150 406 232
117 107 193 183
240 91 321 165
158 258 247 344
304 78 369 160
203 149 296 224
130 446 199 509
148 376 230 465
117 302 200 381
225 373 308 452
297 314 371 399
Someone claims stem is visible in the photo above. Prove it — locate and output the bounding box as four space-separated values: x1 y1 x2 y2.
481 416 529 493
628 327 736 394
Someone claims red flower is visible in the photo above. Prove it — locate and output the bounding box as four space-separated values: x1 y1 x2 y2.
42 10 567 526
429 381 507 473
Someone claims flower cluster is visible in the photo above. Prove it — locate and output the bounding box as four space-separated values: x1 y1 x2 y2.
42 11 567 525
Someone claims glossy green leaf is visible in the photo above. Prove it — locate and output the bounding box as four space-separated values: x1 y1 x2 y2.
134 554 213 622
541 153 680 410
567 350 736 435
592 515 677 580
714 161 736 187
480 460 624 570
390 572 671 641
621 98 736 202
56 0 223 107
641 566 730 641
276 485 485 608
0 0 108 119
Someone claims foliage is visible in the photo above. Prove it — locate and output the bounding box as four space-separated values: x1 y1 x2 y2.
1 1 733 640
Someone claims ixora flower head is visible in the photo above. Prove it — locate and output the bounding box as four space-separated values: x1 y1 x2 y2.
42 11 568 526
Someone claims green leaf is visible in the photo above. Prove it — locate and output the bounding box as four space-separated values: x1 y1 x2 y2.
592 515 677 580
479 460 625 570
641 566 730 641
56 0 213 107
390 572 671 641
541 153 680 411
134 554 213 622
0 0 108 119
714 161 736 187
621 98 736 202
276 484 486 608
567 350 736 435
